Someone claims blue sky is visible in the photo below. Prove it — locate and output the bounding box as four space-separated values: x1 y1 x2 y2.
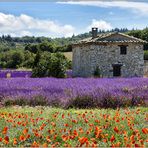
0 1 148 37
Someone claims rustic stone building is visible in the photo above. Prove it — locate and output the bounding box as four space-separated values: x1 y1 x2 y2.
72 28 147 77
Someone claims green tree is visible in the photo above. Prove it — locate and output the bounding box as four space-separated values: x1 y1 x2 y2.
5 50 24 68
33 49 41 68
32 52 68 78
22 50 35 68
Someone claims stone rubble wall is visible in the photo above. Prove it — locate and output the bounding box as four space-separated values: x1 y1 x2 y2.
72 43 144 77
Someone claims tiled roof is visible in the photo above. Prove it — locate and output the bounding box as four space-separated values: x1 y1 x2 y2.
74 32 147 45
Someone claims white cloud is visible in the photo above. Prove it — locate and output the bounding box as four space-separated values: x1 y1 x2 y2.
0 12 113 37
87 19 112 31
57 1 148 16
0 13 75 37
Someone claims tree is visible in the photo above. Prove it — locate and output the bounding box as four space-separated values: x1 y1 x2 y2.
25 44 39 53
22 50 35 68
49 53 67 78
5 50 24 68
32 52 68 78
33 49 41 68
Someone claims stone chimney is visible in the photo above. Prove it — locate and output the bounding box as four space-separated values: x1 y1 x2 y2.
92 27 98 38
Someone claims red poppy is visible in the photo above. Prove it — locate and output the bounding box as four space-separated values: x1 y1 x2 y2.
2 126 8 134
142 128 148 134
110 135 115 142
73 130 78 137
62 114 65 119
4 136 9 144
79 137 88 146
23 128 28 135
0 137 2 142
95 126 102 138
26 134 31 139
135 144 140 147
130 135 134 141
46 136 51 143
13 138 17 145
31 141 39 147
19 135 25 141
114 126 119 133
62 135 68 141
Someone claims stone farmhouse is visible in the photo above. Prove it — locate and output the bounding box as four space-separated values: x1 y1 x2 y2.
72 28 147 77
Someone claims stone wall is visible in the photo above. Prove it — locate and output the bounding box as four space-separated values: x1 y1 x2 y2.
72 43 144 77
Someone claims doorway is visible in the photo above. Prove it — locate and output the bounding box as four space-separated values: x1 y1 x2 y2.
113 65 121 77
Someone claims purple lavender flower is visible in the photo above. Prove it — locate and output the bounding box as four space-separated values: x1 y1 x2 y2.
0 77 147 108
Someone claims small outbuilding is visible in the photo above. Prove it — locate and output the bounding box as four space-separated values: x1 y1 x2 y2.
72 28 147 77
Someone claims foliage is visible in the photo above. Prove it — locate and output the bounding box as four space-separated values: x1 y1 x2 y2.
0 50 24 68
22 51 35 68
0 50 35 69
25 42 57 53
0 107 147 147
48 53 67 78
33 49 42 68
32 52 68 78
66 60 72 69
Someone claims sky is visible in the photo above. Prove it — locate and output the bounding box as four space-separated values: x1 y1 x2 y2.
0 0 148 37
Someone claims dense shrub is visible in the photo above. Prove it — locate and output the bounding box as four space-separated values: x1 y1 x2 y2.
0 50 35 69
32 52 69 78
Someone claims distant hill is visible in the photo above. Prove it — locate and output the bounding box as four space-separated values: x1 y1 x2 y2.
0 28 129 46
0 27 147 52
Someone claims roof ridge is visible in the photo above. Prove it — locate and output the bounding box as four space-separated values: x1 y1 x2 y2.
74 32 147 45
117 32 146 42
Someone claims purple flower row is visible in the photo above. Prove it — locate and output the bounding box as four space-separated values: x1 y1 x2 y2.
0 70 32 78
0 77 147 108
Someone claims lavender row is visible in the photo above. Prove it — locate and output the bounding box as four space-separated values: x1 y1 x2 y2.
0 70 72 78
0 70 32 78
0 77 147 108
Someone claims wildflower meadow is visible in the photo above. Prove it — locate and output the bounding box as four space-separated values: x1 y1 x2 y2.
0 107 147 147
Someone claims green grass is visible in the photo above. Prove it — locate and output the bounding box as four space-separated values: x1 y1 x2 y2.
0 107 147 147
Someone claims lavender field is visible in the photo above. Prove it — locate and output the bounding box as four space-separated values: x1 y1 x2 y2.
0 78 148 108
0 70 32 78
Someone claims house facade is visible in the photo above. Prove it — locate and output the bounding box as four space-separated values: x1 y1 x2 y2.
72 28 147 77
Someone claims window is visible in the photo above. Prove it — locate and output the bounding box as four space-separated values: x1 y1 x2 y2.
120 45 127 55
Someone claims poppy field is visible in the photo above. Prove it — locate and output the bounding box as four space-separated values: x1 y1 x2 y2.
0 107 147 147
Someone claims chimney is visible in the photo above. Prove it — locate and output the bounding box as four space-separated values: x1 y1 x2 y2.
92 27 98 38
